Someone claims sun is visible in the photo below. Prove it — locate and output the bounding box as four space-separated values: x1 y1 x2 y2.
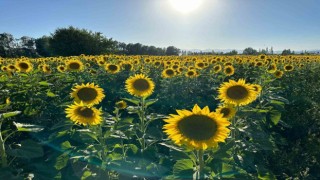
169 0 203 14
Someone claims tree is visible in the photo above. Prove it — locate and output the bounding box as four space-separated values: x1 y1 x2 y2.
0 33 15 57
166 46 180 56
50 26 117 56
242 47 258 55
225 50 238 55
282 49 294 55
35 36 53 57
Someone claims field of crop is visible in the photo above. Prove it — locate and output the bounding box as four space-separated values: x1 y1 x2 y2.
0 55 320 179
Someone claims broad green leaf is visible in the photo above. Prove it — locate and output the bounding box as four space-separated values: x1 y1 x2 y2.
61 141 72 150
145 98 158 107
122 98 140 105
159 142 184 152
47 91 56 97
128 144 138 154
54 153 69 170
19 73 29 77
173 159 194 178
81 170 92 180
13 122 44 132
270 109 281 125
1 111 21 119
39 81 53 86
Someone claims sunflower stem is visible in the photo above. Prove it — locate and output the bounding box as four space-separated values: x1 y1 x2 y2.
0 119 8 168
198 149 205 180
139 97 146 151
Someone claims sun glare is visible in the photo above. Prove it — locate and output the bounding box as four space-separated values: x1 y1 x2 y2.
169 0 203 14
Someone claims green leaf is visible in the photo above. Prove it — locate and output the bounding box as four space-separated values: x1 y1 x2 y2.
128 144 138 154
270 109 281 125
54 153 69 170
19 73 29 77
1 111 21 119
46 91 57 97
7 139 44 158
122 98 140 105
126 106 140 114
39 81 53 86
145 98 158 107
81 170 92 180
61 141 72 150
159 142 184 152
13 122 44 132
173 159 194 178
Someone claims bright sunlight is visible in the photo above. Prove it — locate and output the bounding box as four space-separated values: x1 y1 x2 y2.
169 0 203 14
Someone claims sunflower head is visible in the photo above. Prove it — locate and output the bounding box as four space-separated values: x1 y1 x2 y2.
224 65 235 76
162 68 176 78
66 59 84 71
284 64 294 71
218 79 258 106
274 70 284 78
15 60 33 73
215 104 236 119
105 64 121 74
57 65 66 72
195 62 205 69
42 64 51 74
65 102 102 126
251 84 262 94
125 74 155 97
122 63 133 71
163 104 230 150
115 100 127 109
71 83 105 105
185 70 198 78
267 63 277 73
213 65 222 73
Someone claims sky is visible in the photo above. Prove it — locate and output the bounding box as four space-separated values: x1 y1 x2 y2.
1 0 320 51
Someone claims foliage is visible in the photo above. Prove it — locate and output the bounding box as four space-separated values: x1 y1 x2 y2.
49 26 117 56
0 54 319 179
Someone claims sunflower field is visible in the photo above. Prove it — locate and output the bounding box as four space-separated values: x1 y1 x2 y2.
0 54 320 179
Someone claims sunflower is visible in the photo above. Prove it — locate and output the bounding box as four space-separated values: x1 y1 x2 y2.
57 65 66 73
153 61 162 67
163 104 230 150
215 104 236 119
255 61 264 67
122 63 133 71
115 100 127 109
1 66 8 72
267 63 277 73
162 68 176 78
284 64 294 72
185 70 198 78
66 59 84 71
65 102 102 126
218 79 258 106
125 74 155 97
42 64 51 74
213 65 222 73
71 83 105 105
7 64 16 71
15 60 33 73
251 84 262 94
105 64 121 74
274 70 284 78
195 62 205 69
224 65 235 76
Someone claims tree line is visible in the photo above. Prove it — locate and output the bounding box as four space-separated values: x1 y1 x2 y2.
1 26 316 58
0 26 180 58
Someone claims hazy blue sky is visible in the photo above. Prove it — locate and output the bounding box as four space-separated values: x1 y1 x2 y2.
1 0 319 51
